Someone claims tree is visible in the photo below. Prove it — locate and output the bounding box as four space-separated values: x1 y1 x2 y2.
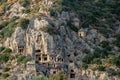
0 53 10 63
32 76 48 80
18 18 29 29
97 65 105 71
19 0 30 7
49 71 66 80
2 73 9 78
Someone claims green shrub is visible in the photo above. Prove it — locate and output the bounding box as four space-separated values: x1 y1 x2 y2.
2 73 9 78
82 48 110 65
2 67 10 72
32 76 48 80
31 5 40 13
106 68 118 76
107 54 116 65
0 46 5 52
0 0 7 5
115 54 120 67
82 49 90 54
19 0 30 7
92 58 102 65
49 71 66 80
107 54 120 67
54 0 62 12
99 41 111 51
17 55 30 64
100 41 109 48
0 53 10 62
22 8 30 14
68 22 78 32
18 18 29 29
82 54 94 64
49 9 57 17
114 33 120 47
0 27 13 37
0 22 17 38
3 48 12 53
0 20 9 30
97 65 105 71
94 48 108 58
9 16 19 22
81 63 88 69
40 26 54 34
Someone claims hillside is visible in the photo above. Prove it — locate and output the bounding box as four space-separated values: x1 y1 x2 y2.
0 0 120 80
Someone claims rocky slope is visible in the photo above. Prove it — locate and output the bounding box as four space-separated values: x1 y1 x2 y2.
0 0 120 80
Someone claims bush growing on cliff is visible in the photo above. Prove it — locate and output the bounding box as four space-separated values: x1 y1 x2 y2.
18 18 29 29
97 65 105 71
22 8 30 14
19 0 30 7
33 71 66 80
0 0 7 5
106 68 119 76
49 71 66 80
107 54 120 67
2 67 10 72
2 73 9 78
0 21 17 38
0 46 5 52
0 53 11 63
68 21 79 32
81 63 88 69
32 76 48 80
49 9 57 17
40 25 54 34
3 48 12 53
114 33 120 47
17 55 30 64
0 20 9 30
82 54 94 64
9 16 19 22
92 58 102 65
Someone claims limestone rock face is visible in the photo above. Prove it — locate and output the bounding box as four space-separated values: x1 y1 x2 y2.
34 18 50 30
79 70 119 80
13 27 26 46
4 27 26 53
5 16 119 80
9 2 26 18
1 0 120 80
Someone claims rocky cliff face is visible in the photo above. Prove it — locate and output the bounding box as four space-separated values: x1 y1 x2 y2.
0 0 120 80
4 14 119 80
79 69 120 80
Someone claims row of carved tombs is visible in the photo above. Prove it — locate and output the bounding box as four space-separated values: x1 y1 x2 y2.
35 54 65 62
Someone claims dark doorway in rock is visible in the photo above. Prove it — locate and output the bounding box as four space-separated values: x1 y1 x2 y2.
36 54 41 61
67 54 71 57
70 73 75 78
18 46 24 53
44 57 47 61
43 54 48 61
69 60 73 63
35 49 41 52
71 69 74 73
39 57 41 61
53 71 56 74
